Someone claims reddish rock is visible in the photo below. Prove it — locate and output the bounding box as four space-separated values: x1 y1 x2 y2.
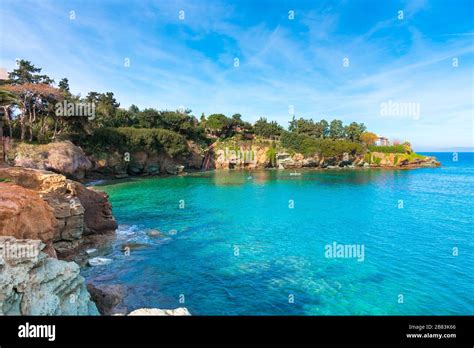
74 184 117 234
0 183 58 256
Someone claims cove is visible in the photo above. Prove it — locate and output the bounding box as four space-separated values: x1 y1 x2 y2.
82 153 474 315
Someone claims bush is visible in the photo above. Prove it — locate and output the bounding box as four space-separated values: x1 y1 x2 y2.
266 146 277 167
368 145 406 153
364 153 371 164
86 127 188 157
281 131 365 157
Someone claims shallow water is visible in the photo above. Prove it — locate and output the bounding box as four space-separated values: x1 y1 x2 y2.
82 153 474 315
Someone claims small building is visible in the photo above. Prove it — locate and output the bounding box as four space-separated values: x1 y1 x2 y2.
375 136 390 146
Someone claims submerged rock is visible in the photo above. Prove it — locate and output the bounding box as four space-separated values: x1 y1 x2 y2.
147 229 164 237
128 307 191 316
88 257 113 267
0 236 99 315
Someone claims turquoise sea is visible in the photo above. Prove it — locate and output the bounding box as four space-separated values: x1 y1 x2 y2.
82 152 474 315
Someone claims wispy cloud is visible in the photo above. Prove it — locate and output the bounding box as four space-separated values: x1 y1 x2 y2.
0 0 472 149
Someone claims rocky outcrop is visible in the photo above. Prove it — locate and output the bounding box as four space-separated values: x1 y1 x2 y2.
9 141 92 180
128 307 191 316
0 236 99 315
0 167 117 255
73 184 117 235
273 151 440 170
367 152 440 168
86 283 127 315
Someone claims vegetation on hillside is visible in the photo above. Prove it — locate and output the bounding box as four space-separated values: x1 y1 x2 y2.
0 59 419 161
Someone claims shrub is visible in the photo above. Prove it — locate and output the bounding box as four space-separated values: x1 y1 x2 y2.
86 127 188 157
364 153 371 164
368 145 406 153
266 146 277 167
281 131 365 157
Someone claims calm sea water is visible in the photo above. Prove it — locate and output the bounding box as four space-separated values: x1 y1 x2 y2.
82 153 474 315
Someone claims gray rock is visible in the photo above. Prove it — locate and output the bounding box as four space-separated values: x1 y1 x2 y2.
87 283 127 315
0 236 99 315
302 158 317 167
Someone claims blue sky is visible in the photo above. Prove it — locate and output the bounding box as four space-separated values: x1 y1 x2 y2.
1 0 473 150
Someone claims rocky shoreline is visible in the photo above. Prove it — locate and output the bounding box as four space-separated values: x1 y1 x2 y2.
6 140 441 181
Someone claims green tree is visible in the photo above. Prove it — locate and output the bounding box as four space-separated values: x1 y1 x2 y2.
94 92 120 127
253 117 283 139
329 119 345 139
206 114 233 137
129 104 140 114
345 122 366 142
320 119 329 138
58 78 71 99
8 60 54 85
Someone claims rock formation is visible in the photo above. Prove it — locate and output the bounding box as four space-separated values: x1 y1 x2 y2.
9 141 92 180
86 283 127 315
0 183 57 257
0 236 99 315
0 167 117 256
